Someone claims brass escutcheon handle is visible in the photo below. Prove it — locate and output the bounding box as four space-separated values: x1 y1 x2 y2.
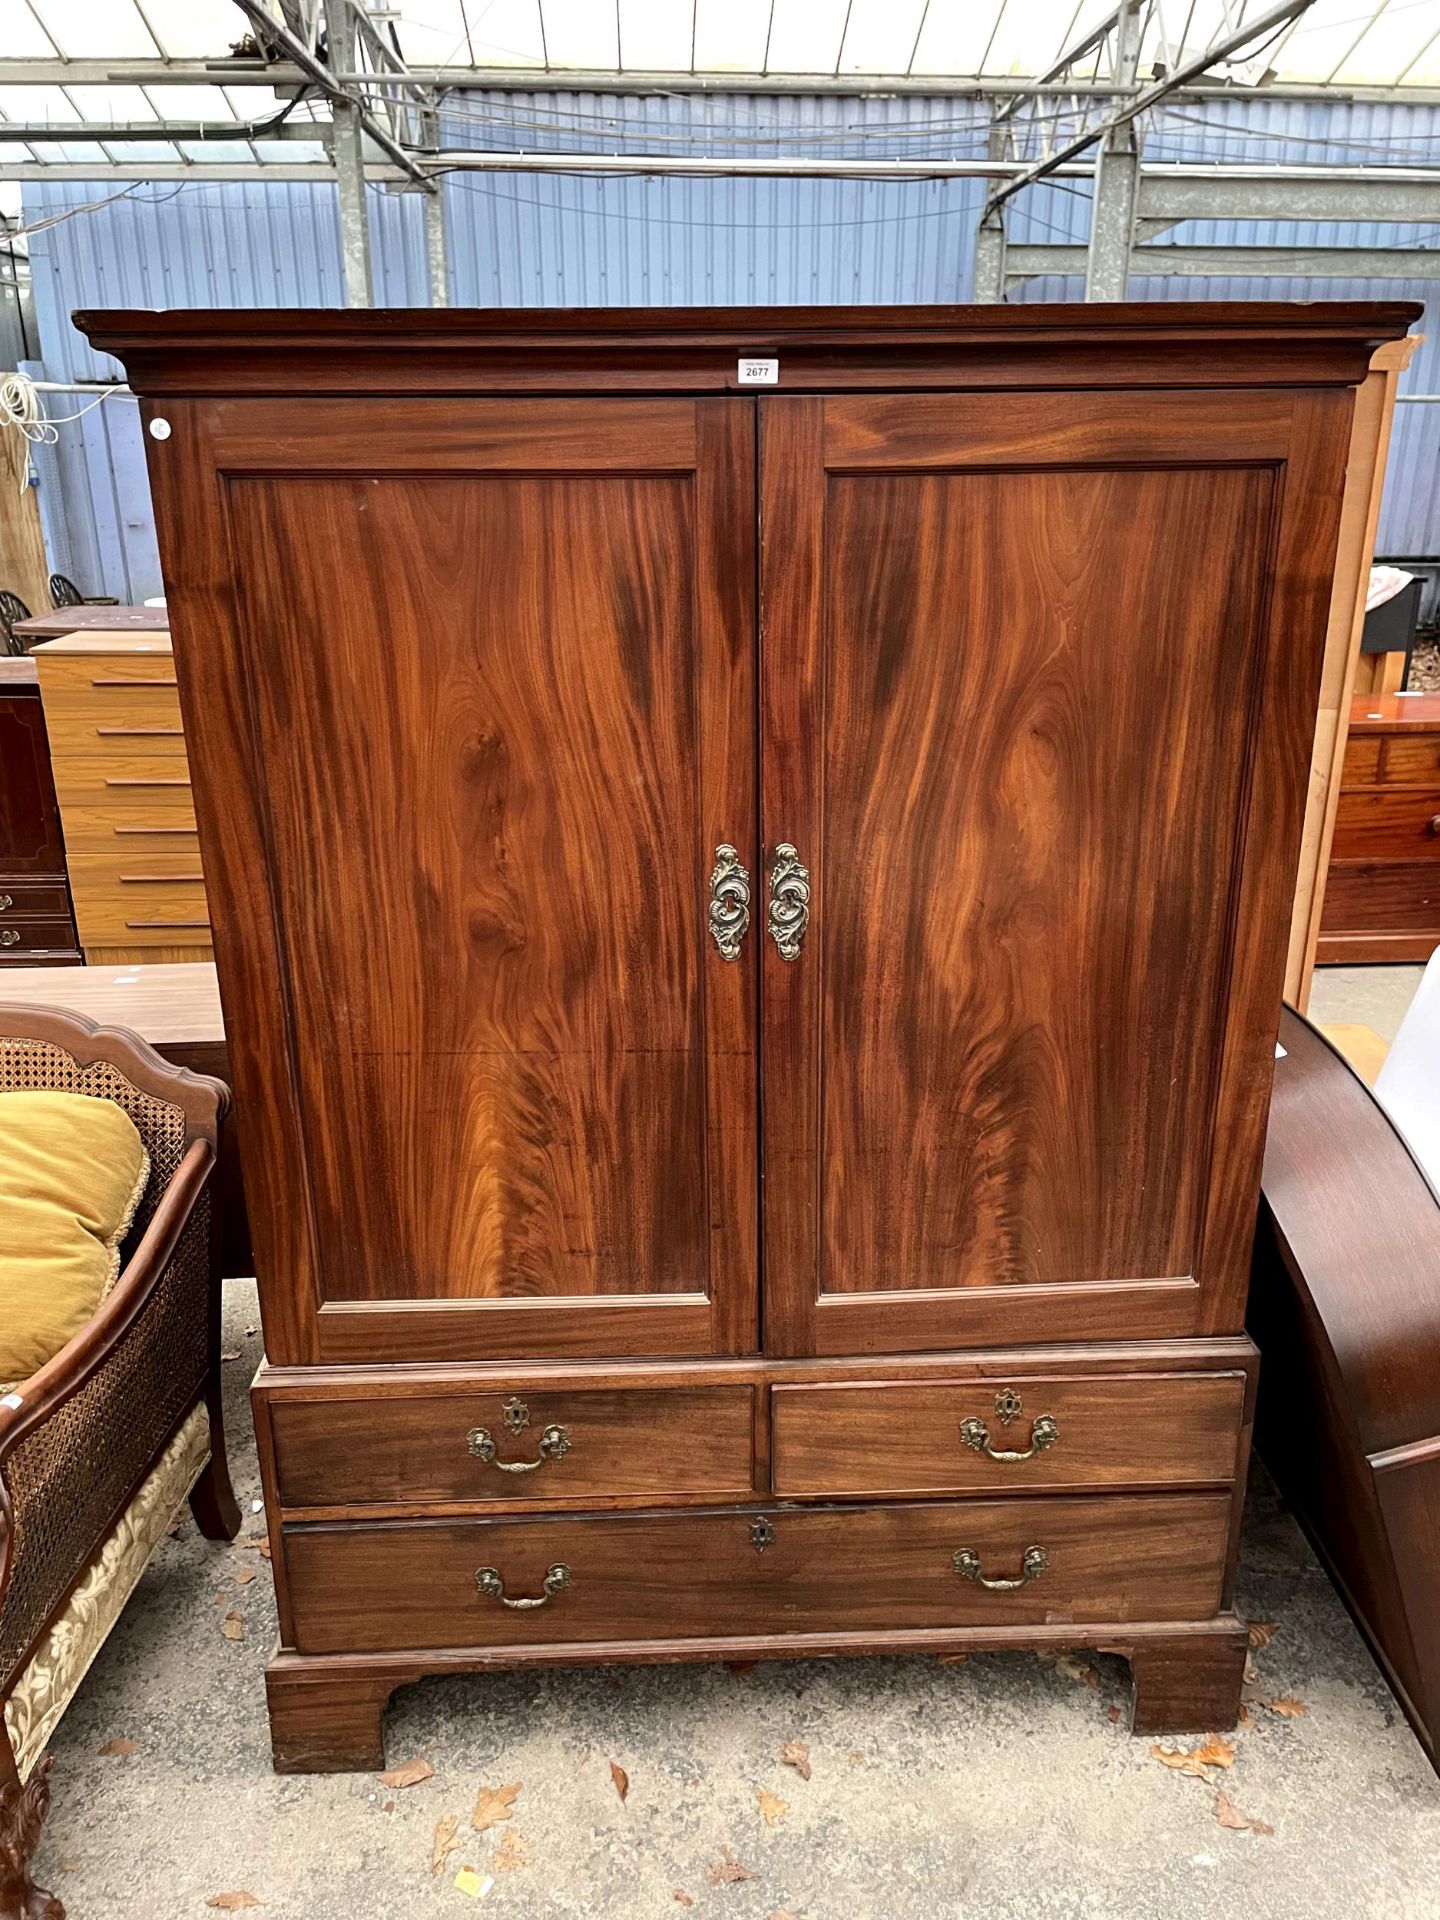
475 1563 571 1609
767 843 811 961
708 843 752 960
953 1545 1048 1590
0 930 18 947
466 1423 571 1472
0 894 11 911
960 1412 1059 1463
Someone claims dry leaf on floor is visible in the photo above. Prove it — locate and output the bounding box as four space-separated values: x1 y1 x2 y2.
382 1800 395 1814
1266 1696 1308 1718
938 1651 969 1666
379 1757 433 1790
1149 1735 1235 1776
756 1788 788 1826
706 1852 755 1885
610 1761 629 1802
1247 1621 1278 1649
1106 1705 1122 1725
780 1739 811 1781
471 1783 521 1832
97 1738 138 1757
256 1540 272 1560
234 1567 257 1586
1056 1654 1101 1689
1213 1790 1274 1836
205 1896 261 1911
768 1911 801 1919
727 1661 759 1678
847 1751 863 1766
674 1894 695 1909
1237 1703 1255 1729
220 1350 242 1362
220 1611 245 1641
430 1814 459 1877
493 1830 529 1872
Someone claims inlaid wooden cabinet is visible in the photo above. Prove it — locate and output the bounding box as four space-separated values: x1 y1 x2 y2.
81 299 1416 1771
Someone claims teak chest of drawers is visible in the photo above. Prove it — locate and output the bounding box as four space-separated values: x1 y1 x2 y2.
82 297 1419 1772
32 631 213 965
1318 690 1440 965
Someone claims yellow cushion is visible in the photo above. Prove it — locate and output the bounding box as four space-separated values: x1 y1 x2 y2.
0 1092 149 1384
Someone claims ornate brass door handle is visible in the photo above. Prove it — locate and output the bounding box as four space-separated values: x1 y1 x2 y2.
767 843 811 960
952 1545 1048 1590
466 1423 571 1472
708 843 752 960
475 1563 571 1609
960 1412 1058 1462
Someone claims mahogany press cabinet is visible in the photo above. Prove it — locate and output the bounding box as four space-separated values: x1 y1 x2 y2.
77 300 1418 1771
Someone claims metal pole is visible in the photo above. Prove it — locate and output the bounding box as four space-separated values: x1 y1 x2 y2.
324 2 373 307
1085 0 1144 300
424 173 449 306
972 116 1013 303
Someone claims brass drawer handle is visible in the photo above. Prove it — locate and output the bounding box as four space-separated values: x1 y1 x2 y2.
960 1413 1058 1463
466 1422 570 1472
953 1545 1048 1591
708 843 751 960
0 895 11 911
767 842 811 961
0 930 19 948
475 1563 571 1610
1428 815 1440 837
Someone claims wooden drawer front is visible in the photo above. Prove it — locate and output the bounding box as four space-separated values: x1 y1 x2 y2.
0 880 71 918
283 1494 1233 1655
270 1386 756 1510
42 686 187 757
0 914 78 957
1321 861 1440 935
1381 735 1440 785
51 755 196 821
71 875 210 945
770 1374 1246 1497
1332 789 1440 861
1342 735 1382 783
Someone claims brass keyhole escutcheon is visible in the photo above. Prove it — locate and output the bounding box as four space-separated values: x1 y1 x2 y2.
502 1397 530 1436
749 1517 776 1552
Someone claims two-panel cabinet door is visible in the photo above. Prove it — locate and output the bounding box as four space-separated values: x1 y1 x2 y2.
759 389 1351 1357
155 399 757 1365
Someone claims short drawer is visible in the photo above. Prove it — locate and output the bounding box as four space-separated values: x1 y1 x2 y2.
1332 788 1440 861
282 1492 1233 1655
770 1373 1246 1496
51 754 197 828
71 875 210 944
0 914 77 955
1381 734 1440 785
41 686 187 757
0 880 71 917
268 1385 756 1510
1321 860 1440 934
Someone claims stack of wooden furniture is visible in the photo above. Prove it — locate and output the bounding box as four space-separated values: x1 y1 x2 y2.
81 298 1417 1772
32 631 212 964
1317 690 1440 966
0 658 80 967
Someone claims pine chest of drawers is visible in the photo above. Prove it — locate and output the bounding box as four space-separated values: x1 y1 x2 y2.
81 297 1419 1771
32 632 213 964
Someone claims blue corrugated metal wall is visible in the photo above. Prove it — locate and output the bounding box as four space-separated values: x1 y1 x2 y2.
18 88 1440 607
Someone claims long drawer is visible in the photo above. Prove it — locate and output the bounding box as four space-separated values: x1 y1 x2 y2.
770 1373 1247 1497
69 873 210 945
282 1493 1233 1654
1322 860 1440 934
269 1385 756 1510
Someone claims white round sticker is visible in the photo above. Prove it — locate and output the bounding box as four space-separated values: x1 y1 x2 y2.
149 417 172 441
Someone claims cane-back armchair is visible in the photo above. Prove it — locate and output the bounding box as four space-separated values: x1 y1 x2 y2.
0 1006 238 1917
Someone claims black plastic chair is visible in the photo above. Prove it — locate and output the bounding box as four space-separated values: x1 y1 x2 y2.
49 572 118 609
0 591 32 657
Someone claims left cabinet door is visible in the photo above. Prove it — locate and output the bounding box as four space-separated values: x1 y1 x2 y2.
148 398 758 1365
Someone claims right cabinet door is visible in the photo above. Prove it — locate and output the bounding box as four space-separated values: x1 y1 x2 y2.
759 388 1352 1358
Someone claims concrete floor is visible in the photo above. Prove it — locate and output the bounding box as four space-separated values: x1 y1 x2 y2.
30 1271 1439 1920
1307 964 1424 1044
